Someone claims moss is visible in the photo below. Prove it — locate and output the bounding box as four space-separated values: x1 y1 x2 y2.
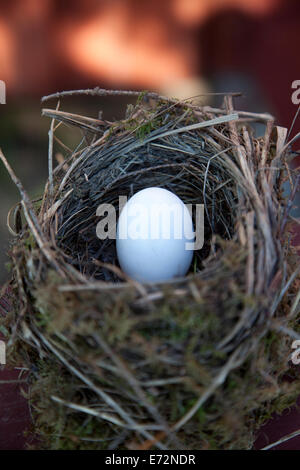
24 232 36 250
136 90 149 104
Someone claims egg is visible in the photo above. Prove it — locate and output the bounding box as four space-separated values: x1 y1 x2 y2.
116 187 194 282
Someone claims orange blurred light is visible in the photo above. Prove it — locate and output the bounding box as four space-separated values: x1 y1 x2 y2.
0 20 15 86
0 0 284 97
60 4 194 90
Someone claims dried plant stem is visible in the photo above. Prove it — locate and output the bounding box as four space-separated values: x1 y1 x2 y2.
93 333 183 448
36 331 168 450
51 396 164 431
172 345 245 432
41 87 242 105
261 428 300 450
271 323 300 341
0 148 65 276
48 101 59 197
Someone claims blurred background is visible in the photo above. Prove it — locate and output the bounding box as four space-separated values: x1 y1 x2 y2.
0 0 300 283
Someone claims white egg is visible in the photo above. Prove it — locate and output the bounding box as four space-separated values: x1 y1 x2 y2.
116 187 194 283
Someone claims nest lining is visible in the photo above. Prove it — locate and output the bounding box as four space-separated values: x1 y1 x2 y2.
0 89 299 450
53 105 238 281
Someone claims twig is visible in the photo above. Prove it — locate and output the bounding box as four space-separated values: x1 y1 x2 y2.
0 379 27 384
171 345 245 433
36 331 168 450
271 323 300 340
51 396 164 431
42 108 107 132
287 104 300 141
0 148 65 276
280 174 300 235
145 113 239 142
261 428 300 450
41 87 242 104
200 107 274 122
93 333 183 448
48 101 59 196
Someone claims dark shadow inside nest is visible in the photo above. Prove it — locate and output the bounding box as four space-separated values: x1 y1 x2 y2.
55 132 238 283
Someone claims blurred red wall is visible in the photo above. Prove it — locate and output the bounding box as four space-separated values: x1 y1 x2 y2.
0 0 299 131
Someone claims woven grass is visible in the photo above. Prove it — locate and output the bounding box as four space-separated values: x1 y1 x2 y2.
1 88 299 450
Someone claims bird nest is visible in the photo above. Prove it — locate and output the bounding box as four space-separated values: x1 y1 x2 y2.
1 88 299 450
